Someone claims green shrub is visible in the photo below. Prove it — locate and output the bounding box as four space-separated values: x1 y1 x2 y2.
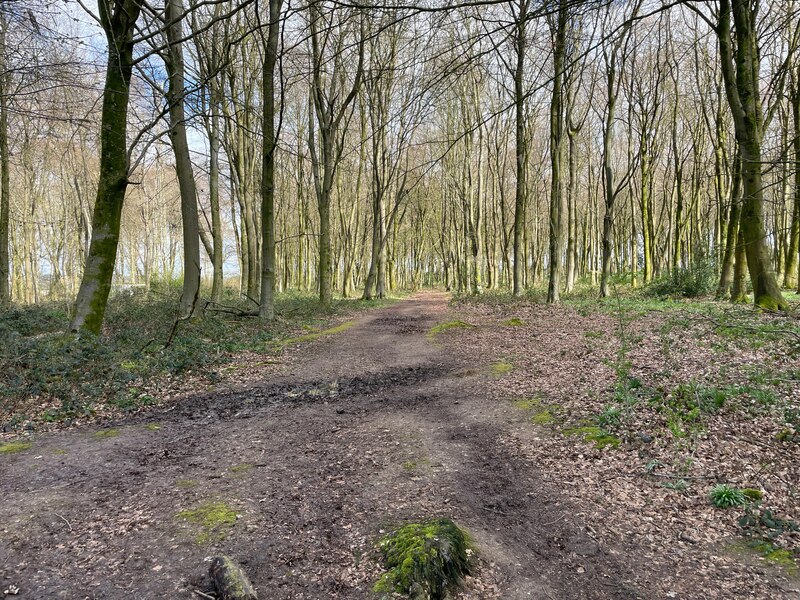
645 257 717 299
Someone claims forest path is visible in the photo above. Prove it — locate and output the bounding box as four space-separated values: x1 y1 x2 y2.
0 291 647 599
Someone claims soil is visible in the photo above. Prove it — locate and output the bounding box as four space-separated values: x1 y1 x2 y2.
0 292 796 599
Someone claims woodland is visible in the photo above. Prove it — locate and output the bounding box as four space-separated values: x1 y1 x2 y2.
0 0 799 599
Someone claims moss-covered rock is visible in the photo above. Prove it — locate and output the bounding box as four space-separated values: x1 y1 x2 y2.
209 555 258 600
374 518 471 600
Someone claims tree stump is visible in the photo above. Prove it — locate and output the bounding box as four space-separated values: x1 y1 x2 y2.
209 556 258 600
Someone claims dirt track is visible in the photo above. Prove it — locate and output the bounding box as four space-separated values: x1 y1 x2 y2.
2 292 654 599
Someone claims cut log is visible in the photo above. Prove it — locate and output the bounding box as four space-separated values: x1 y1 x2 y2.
209 556 258 600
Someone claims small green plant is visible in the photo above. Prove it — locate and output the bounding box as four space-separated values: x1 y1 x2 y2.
661 479 689 493
597 405 622 428
710 484 746 508
739 505 800 541
374 518 471 600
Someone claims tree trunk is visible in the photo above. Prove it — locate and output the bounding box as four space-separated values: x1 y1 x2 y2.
547 0 567 304
717 149 742 298
784 68 800 289
716 0 787 310
259 0 282 320
0 11 9 307
512 0 528 297
70 0 143 334
165 0 201 318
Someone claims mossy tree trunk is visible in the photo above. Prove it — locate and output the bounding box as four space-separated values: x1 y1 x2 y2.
716 0 787 310
70 0 143 334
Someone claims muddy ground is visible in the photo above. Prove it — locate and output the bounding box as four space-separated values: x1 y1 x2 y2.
0 292 796 599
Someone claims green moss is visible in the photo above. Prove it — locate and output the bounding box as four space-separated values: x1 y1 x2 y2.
176 500 237 544
490 361 513 376
584 330 605 339
175 478 198 489
93 428 120 439
52 448 67 455
754 295 789 312
562 426 620 450
402 461 417 471
502 318 526 327
742 488 764 502
229 463 254 474
374 518 471 599
0 441 32 454
512 397 560 426
531 410 555 425
428 320 474 337
144 423 161 431
744 542 798 573
281 320 355 345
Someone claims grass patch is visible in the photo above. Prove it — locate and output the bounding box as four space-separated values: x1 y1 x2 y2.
428 320 474 337
374 518 471 599
0 440 32 454
176 500 237 544
93 428 120 439
229 463 254 474
490 360 513 376
511 397 559 426
562 425 620 450
502 317 526 327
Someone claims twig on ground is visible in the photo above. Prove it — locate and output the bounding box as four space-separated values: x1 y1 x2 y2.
192 589 215 599
54 513 72 532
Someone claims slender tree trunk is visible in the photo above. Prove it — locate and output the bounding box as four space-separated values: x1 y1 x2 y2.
547 0 567 303
70 0 143 334
512 0 528 296
165 0 201 318
0 12 9 307
785 68 800 289
259 0 282 320
717 149 742 298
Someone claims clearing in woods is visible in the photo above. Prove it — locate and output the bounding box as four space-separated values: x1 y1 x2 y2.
0 292 797 599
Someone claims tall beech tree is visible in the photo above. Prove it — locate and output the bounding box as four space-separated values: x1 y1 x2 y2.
70 0 143 333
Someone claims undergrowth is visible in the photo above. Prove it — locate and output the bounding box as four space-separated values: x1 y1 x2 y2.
0 284 394 429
